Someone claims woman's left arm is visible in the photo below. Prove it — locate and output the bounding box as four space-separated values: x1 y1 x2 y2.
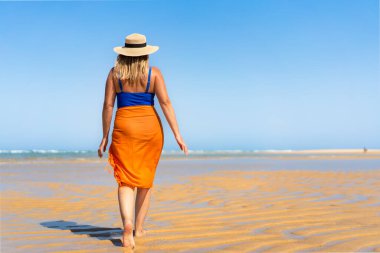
98 68 116 158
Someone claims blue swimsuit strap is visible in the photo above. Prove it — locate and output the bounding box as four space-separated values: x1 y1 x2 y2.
145 67 152 93
118 72 123 93
118 68 151 93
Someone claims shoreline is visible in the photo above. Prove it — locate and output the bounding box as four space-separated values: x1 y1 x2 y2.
1 149 380 164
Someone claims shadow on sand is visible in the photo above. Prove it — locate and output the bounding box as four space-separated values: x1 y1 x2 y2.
40 220 124 247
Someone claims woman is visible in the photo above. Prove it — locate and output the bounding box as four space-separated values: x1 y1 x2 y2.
97 33 188 249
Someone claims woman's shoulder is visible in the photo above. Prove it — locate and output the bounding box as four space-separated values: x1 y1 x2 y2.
151 66 163 77
151 66 164 89
108 66 115 76
109 67 118 79
106 67 116 80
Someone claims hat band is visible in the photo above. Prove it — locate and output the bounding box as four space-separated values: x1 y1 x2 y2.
124 42 146 48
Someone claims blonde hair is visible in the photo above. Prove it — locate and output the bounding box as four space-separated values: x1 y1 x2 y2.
113 54 149 84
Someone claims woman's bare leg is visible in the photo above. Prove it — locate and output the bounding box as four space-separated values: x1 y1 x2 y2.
134 187 152 237
118 185 136 249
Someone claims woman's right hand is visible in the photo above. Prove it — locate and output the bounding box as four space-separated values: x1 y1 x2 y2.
175 134 188 156
98 137 108 158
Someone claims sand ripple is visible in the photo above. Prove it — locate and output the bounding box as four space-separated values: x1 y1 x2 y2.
1 164 380 252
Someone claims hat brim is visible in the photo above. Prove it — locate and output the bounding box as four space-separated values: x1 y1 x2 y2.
113 45 159 57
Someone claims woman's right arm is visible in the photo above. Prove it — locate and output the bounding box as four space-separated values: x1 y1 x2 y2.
154 67 188 156
98 68 116 158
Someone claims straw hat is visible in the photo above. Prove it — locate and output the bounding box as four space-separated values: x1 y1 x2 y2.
113 33 159 57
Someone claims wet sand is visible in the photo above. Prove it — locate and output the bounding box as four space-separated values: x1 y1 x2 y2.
1 154 380 252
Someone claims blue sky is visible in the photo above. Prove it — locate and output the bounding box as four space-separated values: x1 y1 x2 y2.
0 0 379 151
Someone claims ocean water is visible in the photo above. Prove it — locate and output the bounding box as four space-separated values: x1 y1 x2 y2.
1 156 379 193
0 149 377 160
1 149 379 194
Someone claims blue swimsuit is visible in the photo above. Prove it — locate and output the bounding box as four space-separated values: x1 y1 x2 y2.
116 66 155 109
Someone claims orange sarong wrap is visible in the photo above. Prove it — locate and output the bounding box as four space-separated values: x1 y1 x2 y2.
105 105 164 189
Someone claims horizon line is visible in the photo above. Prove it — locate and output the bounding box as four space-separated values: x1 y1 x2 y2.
1 148 379 154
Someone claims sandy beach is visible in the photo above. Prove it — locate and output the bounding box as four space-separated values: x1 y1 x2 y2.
2 0 379 251
1 151 380 252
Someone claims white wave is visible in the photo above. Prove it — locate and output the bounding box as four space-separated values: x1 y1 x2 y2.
163 149 250 154
0 149 93 154
31 149 60 154
0 150 30 154
257 149 294 153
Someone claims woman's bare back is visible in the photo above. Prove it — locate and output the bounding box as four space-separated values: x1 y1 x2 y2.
112 67 158 94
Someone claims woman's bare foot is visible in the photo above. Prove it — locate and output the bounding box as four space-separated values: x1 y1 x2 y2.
134 228 147 237
122 223 135 249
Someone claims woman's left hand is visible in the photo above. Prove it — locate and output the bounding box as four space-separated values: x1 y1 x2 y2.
98 138 108 158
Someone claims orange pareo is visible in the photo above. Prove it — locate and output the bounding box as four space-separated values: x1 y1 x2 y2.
105 105 164 189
